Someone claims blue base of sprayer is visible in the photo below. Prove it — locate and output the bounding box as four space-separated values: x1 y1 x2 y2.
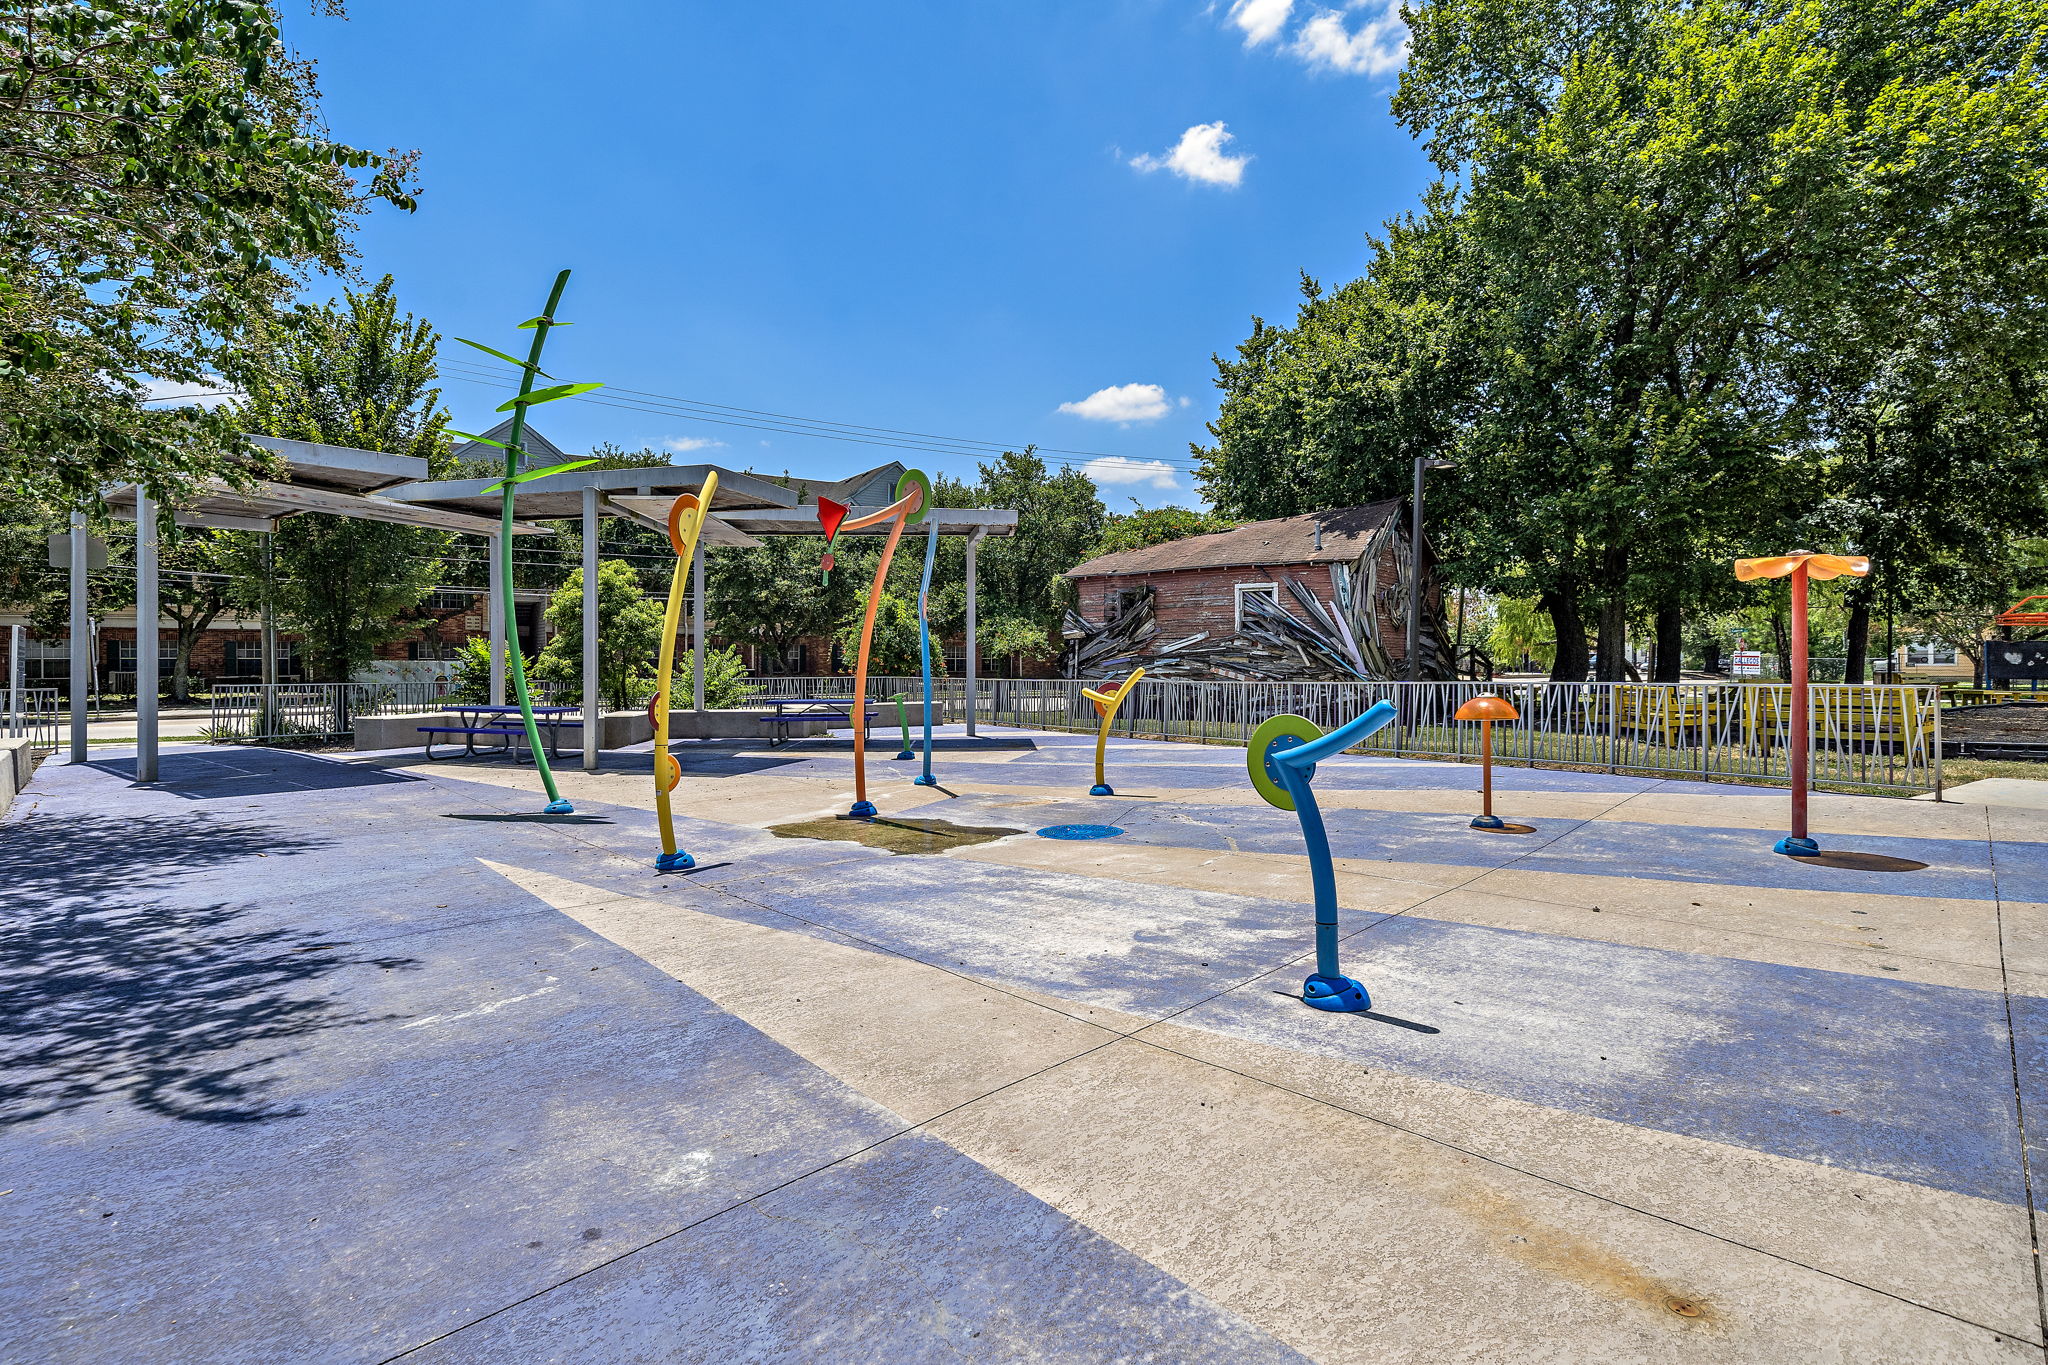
1302 972 1371 1012
913 774 938 787
654 850 695 872
894 750 915 760
1470 813 1505 830
1089 784 1114 796
544 799 574 814
1774 835 1821 857
849 800 877 818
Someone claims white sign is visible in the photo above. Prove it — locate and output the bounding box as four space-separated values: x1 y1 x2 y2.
1732 650 1763 676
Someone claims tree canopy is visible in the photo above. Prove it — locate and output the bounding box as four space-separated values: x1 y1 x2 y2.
0 1 417 511
1196 0 2048 680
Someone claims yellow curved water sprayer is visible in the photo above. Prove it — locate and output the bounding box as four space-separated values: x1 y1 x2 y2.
652 470 719 871
1080 667 1145 796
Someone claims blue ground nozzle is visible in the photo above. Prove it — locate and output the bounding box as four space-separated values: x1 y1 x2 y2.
1774 835 1821 856
1302 973 1371 1012
654 850 696 872
913 774 939 787
1470 814 1506 830
849 800 877 818
1089 784 1114 797
895 749 915 760
544 798 575 814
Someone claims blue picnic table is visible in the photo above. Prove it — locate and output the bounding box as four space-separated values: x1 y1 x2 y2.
758 697 879 747
420 704 583 761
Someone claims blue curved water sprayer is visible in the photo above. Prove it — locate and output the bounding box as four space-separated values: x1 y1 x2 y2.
1255 700 1400 1012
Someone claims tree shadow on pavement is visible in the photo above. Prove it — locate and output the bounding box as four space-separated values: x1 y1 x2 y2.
0 812 418 1128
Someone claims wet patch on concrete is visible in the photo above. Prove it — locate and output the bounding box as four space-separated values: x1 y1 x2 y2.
768 814 1022 855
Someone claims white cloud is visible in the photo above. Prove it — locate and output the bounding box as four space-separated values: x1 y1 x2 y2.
1058 383 1173 424
1292 2 1408 76
1229 0 1295 44
665 436 726 452
1082 457 1181 491
1129 122 1249 188
140 377 235 409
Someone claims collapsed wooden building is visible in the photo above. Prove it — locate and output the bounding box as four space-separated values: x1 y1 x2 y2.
1060 503 1451 681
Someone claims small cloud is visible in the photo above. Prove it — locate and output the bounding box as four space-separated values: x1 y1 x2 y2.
1129 122 1248 188
140 377 236 409
1293 2 1408 76
1177 395 1192 408
1082 457 1181 491
1229 0 1294 45
665 436 726 452
1058 383 1173 424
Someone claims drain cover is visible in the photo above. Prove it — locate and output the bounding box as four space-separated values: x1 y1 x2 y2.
1036 823 1125 841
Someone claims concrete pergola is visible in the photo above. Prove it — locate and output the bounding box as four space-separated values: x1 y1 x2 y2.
95 435 544 782
386 459 1018 767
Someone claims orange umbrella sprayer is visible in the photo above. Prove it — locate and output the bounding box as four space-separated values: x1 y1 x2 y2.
1733 552 1870 856
652 471 720 871
838 471 929 817
1453 693 1519 830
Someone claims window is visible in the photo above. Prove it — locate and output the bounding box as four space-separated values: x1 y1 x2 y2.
429 589 475 611
107 640 173 675
1112 587 1152 620
1905 641 1958 667
223 640 301 679
1234 582 1279 630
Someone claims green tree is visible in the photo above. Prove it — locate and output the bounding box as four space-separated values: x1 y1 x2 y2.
708 534 855 673
834 591 929 677
0 1 417 508
1093 505 1237 557
234 277 451 680
529 560 665 709
969 450 1106 641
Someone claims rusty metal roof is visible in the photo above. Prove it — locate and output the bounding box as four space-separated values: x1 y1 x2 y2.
1063 501 1401 578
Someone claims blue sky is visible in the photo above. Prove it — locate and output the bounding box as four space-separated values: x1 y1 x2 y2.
290 0 1431 508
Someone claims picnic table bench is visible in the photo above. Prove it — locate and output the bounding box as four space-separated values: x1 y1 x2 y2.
755 697 879 747
420 704 582 761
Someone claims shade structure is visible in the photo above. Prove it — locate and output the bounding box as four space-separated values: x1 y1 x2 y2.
1454 694 1519 722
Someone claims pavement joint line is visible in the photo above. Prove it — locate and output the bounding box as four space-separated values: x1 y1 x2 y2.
1443 873 2015 982
1986 803 2048 1349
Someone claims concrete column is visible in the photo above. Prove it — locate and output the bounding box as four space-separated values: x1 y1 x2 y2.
68 509 88 763
964 527 982 737
260 532 278 686
8 623 22 737
581 486 600 770
488 533 506 705
691 543 706 711
134 488 158 782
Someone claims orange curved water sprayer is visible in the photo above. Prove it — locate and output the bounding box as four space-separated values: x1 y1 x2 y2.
842 474 928 816
652 471 719 870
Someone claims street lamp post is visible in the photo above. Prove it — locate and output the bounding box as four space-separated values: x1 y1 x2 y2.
1406 457 1454 682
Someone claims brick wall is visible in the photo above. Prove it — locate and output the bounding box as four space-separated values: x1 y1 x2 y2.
1071 550 1412 666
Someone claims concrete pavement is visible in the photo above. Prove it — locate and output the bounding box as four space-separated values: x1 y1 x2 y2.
2 728 2043 1362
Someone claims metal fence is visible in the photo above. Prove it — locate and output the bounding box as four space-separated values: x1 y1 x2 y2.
1 687 60 752
208 681 570 742
739 676 1942 794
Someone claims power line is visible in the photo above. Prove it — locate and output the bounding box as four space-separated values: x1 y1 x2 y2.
440 360 1210 474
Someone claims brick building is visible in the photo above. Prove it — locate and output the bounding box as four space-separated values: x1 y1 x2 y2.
1061 502 1446 680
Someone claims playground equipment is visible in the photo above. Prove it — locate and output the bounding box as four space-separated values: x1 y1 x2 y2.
1734 551 1871 855
911 473 939 788
650 473 721 870
890 693 915 759
1453 693 1519 830
1248 700 1401 1012
840 470 930 817
1081 667 1145 796
448 270 601 815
